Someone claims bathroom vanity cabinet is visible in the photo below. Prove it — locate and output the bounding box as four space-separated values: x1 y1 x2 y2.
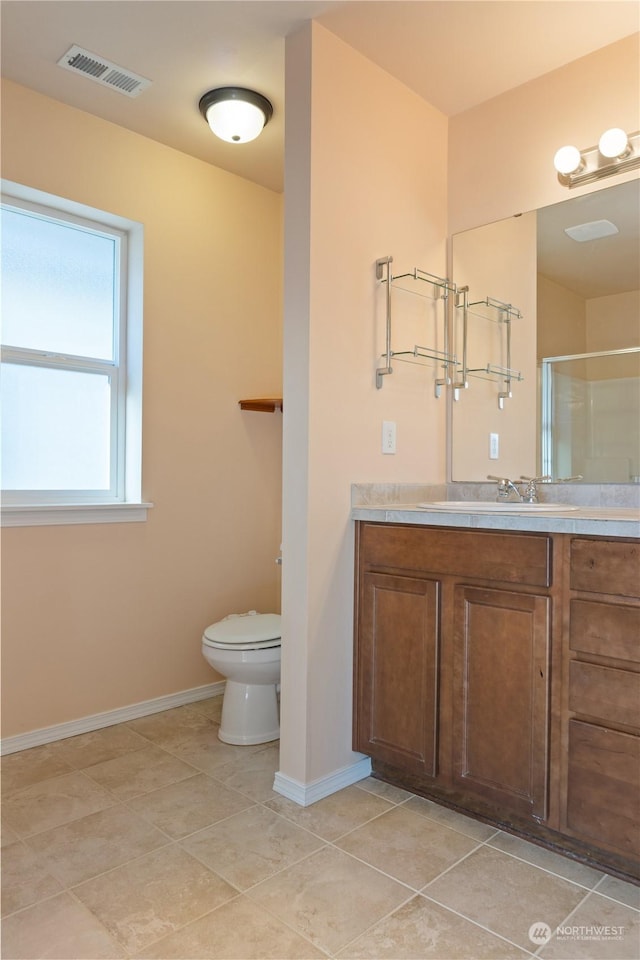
563 537 640 866
353 521 640 880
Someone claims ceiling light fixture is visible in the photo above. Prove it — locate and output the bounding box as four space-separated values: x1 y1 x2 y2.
199 87 273 144
553 128 640 188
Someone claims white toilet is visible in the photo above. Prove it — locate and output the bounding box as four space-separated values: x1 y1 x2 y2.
201 611 281 745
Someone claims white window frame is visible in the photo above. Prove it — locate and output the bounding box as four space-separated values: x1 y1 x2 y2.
1 180 151 527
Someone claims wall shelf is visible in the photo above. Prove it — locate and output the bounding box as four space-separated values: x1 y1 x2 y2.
466 297 523 324
238 398 283 412
375 256 456 395
454 289 523 408
465 364 524 384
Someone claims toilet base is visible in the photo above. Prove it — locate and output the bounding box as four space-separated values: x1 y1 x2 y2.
218 680 280 745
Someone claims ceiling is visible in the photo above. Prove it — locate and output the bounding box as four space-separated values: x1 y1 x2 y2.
1 1 639 192
537 179 640 300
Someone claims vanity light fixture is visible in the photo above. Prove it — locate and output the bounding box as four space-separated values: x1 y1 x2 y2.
598 127 631 160
553 145 584 177
553 128 640 187
198 87 273 144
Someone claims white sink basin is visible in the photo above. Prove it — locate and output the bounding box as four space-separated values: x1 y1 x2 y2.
418 500 579 513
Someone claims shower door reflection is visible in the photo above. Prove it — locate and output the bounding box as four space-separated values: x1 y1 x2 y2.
540 348 640 482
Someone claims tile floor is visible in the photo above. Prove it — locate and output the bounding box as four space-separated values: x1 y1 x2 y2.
1 696 639 960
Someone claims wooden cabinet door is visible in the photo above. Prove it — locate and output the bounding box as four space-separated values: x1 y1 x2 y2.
452 585 551 821
354 572 440 777
566 720 640 860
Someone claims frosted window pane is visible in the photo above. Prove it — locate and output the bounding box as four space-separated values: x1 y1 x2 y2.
1 364 111 490
1 208 116 360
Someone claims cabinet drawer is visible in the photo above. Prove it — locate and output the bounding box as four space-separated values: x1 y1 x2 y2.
567 720 640 858
359 523 551 586
570 539 640 598
569 661 640 729
570 599 640 663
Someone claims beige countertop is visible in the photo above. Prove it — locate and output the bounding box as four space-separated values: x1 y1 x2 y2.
350 484 640 538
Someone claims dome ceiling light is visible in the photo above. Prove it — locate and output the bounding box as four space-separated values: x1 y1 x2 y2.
198 87 273 144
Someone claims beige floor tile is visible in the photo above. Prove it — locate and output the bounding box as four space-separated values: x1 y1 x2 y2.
181 804 325 890
1 743 75 798
8 700 635 960
404 794 499 841
26 804 169 886
336 804 481 888
54 724 150 768
247 844 411 954
125 771 255 839
338 893 529 959
596 875 640 910
355 776 413 804
74 843 238 953
139 895 326 959
539 891 640 959
162 726 266 774
2 771 115 838
0 891 126 959
82 744 196 800
1 840 63 916
489 831 604 888
188 695 224 722
1 818 21 847
126 704 217 748
265 784 394 841
210 742 280 801
424 845 589 950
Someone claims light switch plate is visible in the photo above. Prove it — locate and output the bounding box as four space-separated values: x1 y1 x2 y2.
382 420 396 454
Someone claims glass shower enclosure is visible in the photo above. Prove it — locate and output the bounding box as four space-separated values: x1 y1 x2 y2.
540 347 640 482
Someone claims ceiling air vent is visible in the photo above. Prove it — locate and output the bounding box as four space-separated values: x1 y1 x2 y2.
57 45 152 97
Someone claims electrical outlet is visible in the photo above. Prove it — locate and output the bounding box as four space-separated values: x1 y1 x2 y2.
382 420 396 454
489 433 499 459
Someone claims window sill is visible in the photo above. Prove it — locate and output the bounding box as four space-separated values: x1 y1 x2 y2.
1 502 154 527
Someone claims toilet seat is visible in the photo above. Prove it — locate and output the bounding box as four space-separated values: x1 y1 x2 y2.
202 612 281 651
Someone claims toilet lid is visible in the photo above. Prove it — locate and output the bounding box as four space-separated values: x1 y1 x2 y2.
203 612 281 647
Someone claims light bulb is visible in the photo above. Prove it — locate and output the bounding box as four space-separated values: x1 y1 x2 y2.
553 145 583 176
598 127 629 159
205 100 266 143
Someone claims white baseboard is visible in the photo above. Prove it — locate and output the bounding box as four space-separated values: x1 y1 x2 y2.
0 682 225 756
273 755 372 806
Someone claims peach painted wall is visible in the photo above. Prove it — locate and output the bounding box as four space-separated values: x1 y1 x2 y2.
537 286 639 359
537 276 587 359
586 291 640 351
1 81 283 738
280 23 448 784
449 34 640 236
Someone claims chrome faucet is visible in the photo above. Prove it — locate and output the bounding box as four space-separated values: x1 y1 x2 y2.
519 475 552 503
487 475 525 502
487 474 552 503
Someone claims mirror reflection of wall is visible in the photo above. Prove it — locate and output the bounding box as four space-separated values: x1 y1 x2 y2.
450 213 537 481
450 178 640 483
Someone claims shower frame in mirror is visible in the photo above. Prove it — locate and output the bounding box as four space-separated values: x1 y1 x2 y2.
540 347 640 482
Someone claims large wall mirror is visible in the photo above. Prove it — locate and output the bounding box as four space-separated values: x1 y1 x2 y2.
450 178 640 483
